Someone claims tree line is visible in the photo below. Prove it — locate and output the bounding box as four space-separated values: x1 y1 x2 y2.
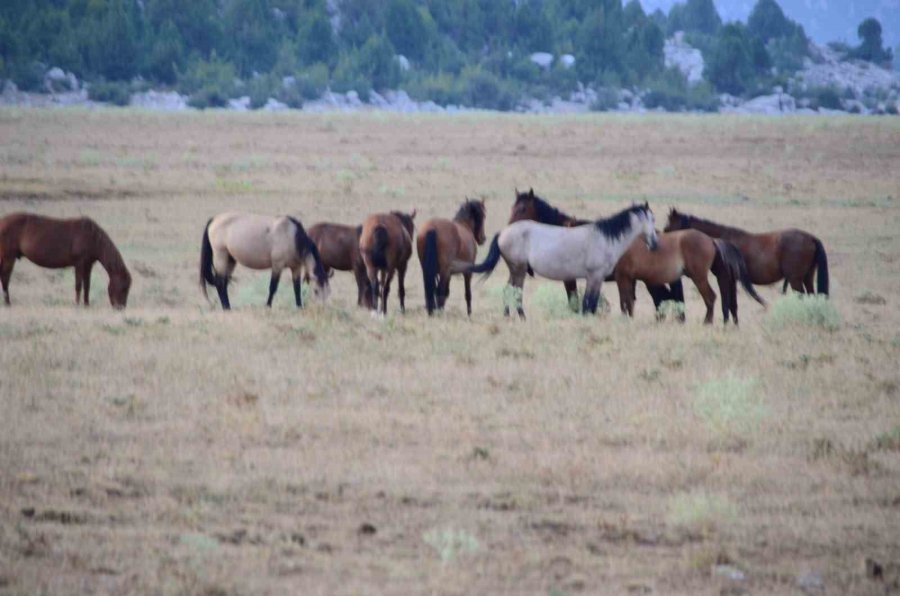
0 0 893 110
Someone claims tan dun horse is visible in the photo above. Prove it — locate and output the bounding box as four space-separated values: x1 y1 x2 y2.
417 198 487 316
0 212 131 308
664 209 829 295
359 210 416 315
200 212 329 310
306 222 372 308
614 230 765 325
508 188 674 310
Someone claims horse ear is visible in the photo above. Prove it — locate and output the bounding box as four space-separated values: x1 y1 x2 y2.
410 208 417 220
528 188 534 199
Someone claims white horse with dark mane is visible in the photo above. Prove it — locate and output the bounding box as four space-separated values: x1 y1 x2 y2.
468 203 659 317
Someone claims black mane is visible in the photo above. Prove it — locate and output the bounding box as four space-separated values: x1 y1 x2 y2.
454 199 485 231
594 204 648 240
670 210 746 235
391 210 415 235
519 192 589 227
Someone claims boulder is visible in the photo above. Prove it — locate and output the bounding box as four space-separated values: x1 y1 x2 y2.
529 52 554 69
559 54 575 69
227 96 251 111
395 55 410 71
664 33 704 84
263 98 288 111
737 92 797 114
130 90 187 111
44 67 71 93
345 90 362 107
795 43 900 99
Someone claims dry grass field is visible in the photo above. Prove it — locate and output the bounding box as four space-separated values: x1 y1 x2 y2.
1 109 899 595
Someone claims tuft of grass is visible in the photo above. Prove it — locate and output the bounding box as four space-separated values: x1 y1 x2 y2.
766 294 840 331
531 283 580 318
423 527 480 563
872 427 900 452
693 374 765 437
668 492 738 536
656 300 685 321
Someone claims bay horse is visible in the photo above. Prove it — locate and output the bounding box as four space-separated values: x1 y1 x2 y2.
200 212 329 310
613 230 765 324
468 203 658 318
664 209 829 295
417 198 487 316
509 188 673 310
306 222 372 308
0 212 131 308
359 210 416 315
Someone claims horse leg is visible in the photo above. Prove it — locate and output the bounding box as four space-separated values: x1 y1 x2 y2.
82 262 94 306
694 276 717 325
381 269 394 315
615 274 633 317
291 269 303 308
564 279 579 312
670 279 686 322
397 262 407 313
582 278 603 315
266 270 281 307
803 268 815 294
509 265 527 319
437 275 451 310
0 258 13 305
464 273 473 317
74 266 83 305
789 277 804 294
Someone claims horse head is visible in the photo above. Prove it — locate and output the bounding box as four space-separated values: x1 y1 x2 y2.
108 268 132 309
509 188 536 224
664 208 688 233
635 202 659 251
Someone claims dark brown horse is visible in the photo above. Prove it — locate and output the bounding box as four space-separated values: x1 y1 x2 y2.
359 210 416 315
664 209 829 295
306 222 372 308
417 198 487 316
0 212 131 308
614 230 765 324
509 188 673 310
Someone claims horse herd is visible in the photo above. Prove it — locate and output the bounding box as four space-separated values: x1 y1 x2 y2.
0 189 829 324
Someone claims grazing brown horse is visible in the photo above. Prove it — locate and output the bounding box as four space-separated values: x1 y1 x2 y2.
664 209 829 295
417 198 487 316
359 210 416 315
0 212 131 308
509 188 674 309
614 230 765 324
200 212 329 310
306 222 372 308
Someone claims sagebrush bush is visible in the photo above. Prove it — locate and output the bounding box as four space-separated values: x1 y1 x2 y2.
694 374 765 436
668 492 738 535
88 80 131 106
766 294 840 330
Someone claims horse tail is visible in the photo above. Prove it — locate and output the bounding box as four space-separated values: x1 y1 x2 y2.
813 237 829 296
717 240 766 307
421 230 439 315
467 233 501 280
199 217 216 302
289 216 326 286
371 225 389 269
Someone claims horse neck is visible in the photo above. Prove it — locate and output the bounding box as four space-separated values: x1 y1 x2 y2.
608 219 646 261
94 228 127 278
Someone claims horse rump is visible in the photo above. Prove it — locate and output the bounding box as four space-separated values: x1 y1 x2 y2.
421 229 439 315
715 240 765 307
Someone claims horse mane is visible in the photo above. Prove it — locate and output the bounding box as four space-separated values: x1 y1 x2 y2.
594 204 647 240
454 199 486 234
391 211 415 236
674 211 747 235
87 219 129 278
520 192 588 226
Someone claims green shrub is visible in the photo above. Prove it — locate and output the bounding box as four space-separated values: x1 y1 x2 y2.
10 61 45 92
292 63 329 100
246 74 276 110
693 374 765 436
531 283 581 317
668 492 737 535
88 80 131 106
766 294 840 330
590 87 620 111
643 68 719 112
423 527 480 563
459 66 518 111
178 53 237 109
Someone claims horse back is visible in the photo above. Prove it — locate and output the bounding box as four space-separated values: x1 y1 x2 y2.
417 219 473 267
309 222 359 271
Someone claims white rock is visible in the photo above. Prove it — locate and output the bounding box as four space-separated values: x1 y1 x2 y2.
736 92 797 114
46 67 66 82
795 43 900 99
263 98 288 111
395 55 410 71
559 54 575 69
282 75 296 89
368 90 388 107
664 36 704 84
345 90 361 106
130 90 188 111
227 96 251 111
529 52 554 69
713 564 745 582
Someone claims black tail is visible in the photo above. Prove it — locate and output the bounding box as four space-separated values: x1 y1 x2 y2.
371 225 389 269
199 217 215 302
716 240 766 307
289 216 327 286
467 233 501 280
421 229 439 315
813 237 829 296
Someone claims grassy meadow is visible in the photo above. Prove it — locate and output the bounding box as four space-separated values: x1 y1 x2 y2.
0 109 899 595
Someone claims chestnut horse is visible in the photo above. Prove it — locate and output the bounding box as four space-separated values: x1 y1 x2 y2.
664 209 829 295
0 212 131 308
614 230 765 324
509 188 673 310
200 212 329 310
417 198 487 316
359 210 416 315
306 222 372 308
